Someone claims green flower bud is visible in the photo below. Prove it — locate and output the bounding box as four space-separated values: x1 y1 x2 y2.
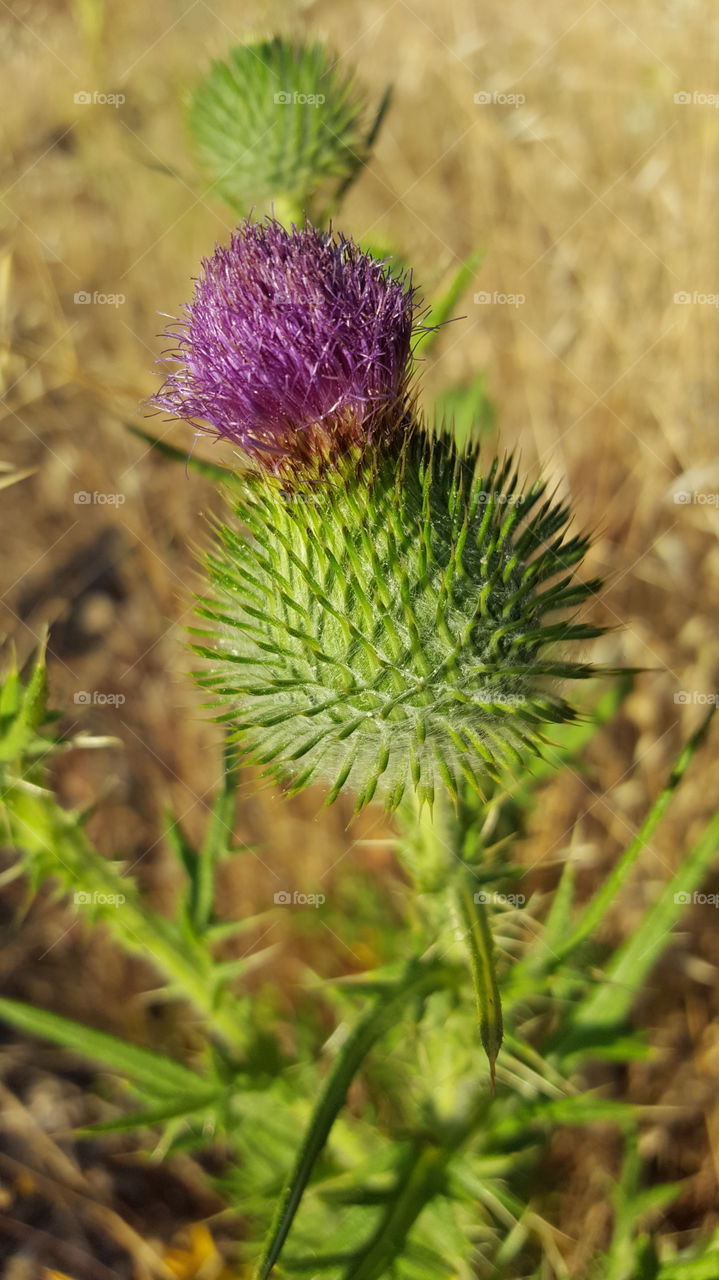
194 429 603 810
188 39 369 217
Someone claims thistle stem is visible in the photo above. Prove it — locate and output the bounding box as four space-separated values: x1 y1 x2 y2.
396 790 505 1084
453 869 503 1086
254 959 449 1280
436 791 504 1084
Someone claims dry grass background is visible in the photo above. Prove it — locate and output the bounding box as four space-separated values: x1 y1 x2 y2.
1 0 719 1274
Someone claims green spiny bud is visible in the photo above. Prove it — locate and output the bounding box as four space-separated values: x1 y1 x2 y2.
194 429 603 811
188 38 370 217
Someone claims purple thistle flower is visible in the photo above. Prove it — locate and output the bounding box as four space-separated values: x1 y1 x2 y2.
151 219 422 469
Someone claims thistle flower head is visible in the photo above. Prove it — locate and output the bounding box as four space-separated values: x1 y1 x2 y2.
152 220 419 468
195 429 603 811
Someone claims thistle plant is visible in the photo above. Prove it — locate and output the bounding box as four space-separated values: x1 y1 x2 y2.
147 213 611 1084
2 34 718 1280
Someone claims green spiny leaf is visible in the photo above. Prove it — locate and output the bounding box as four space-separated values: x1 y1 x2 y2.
557 706 716 962
414 249 485 356
568 808 719 1034
0 998 204 1097
0 635 48 763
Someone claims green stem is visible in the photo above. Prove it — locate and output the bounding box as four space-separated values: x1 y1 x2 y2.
339 1093 491 1280
254 960 448 1280
454 871 503 1086
341 1144 450 1280
422 790 505 1083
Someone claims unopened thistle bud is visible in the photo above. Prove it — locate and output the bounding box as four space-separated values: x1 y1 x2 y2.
152 219 420 469
194 429 602 810
188 38 370 216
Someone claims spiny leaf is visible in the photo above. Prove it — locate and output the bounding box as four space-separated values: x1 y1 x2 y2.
414 249 485 356
0 998 205 1097
75 1091 225 1136
0 635 48 763
557 705 716 961
568 807 719 1034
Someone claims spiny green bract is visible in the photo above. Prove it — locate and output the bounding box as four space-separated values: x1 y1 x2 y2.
194 430 603 811
188 39 368 215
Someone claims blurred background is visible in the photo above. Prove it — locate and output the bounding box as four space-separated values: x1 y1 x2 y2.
1 0 718 1274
